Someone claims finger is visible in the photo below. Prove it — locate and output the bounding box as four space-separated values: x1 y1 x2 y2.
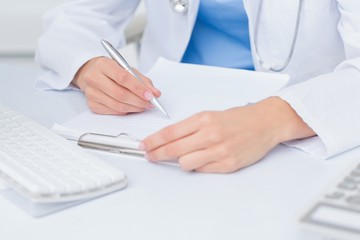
92 75 152 109
143 79 161 98
178 141 236 172
195 157 242 174
146 129 213 161
142 114 202 151
86 87 146 114
180 137 252 172
178 148 217 171
195 162 230 173
87 101 126 115
102 59 155 101
134 69 161 98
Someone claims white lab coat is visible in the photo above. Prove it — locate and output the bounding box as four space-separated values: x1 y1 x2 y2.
35 0 360 158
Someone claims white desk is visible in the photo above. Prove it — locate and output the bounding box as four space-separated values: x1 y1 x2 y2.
0 63 359 240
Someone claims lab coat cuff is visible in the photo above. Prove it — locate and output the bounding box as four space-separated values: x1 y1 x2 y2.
275 91 334 159
335 57 360 72
35 51 105 91
69 51 107 88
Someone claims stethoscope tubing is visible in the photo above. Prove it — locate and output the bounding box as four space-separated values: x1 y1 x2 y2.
253 0 304 72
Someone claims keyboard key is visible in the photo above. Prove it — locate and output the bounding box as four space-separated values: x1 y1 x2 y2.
325 192 344 200
338 182 357 190
346 195 360 205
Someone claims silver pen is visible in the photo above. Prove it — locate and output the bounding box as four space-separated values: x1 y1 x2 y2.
100 39 169 118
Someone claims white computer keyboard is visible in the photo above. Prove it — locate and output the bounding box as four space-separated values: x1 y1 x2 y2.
0 103 127 203
300 160 360 240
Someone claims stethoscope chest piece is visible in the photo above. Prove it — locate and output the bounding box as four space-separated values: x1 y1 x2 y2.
169 0 189 14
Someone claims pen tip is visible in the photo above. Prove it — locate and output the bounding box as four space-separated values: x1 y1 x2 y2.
150 98 170 119
161 109 170 119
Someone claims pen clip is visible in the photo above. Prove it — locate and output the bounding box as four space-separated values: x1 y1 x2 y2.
101 39 131 71
78 132 145 157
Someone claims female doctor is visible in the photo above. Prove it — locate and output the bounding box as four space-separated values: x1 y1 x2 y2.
36 0 360 173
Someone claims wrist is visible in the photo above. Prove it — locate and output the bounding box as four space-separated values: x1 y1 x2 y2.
255 97 315 144
72 57 103 90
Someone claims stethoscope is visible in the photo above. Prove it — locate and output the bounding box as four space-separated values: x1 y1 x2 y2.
169 0 189 14
169 0 304 72
253 0 304 72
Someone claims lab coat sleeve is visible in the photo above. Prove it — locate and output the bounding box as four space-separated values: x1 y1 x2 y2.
276 0 360 158
34 0 140 90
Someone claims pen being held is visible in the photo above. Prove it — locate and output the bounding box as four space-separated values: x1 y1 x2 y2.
72 41 163 116
101 39 169 118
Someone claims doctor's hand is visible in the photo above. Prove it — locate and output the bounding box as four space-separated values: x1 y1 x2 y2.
72 57 161 115
140 97 315 173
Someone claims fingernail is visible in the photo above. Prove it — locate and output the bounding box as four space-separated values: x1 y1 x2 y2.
144 91 153 101
148 103 155 109
153 87 161 95
139 141 146 151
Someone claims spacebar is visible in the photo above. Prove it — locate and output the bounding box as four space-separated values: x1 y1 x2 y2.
311 203 360 231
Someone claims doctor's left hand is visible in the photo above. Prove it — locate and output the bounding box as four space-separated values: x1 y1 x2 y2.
140 97 315 173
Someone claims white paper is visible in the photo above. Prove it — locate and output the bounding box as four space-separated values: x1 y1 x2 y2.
0 178 10 190
54 58 289 141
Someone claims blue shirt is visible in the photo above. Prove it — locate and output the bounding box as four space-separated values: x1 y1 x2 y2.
181 0 254 70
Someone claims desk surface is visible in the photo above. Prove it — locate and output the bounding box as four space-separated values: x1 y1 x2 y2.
0 63 359 240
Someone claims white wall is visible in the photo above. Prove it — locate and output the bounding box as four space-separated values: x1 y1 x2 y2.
0 0 65 56
0 0 145 67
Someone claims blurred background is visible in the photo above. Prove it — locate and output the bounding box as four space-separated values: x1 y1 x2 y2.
0 0 145 67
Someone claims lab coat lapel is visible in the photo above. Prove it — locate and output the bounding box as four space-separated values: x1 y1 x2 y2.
243 0 301 71
139 0 199 70
166 0 200 62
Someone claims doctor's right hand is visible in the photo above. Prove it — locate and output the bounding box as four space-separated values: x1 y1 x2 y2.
72 57 161 115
